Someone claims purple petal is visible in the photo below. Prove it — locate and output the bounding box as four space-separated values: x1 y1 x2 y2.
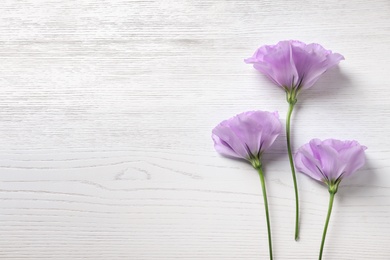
290 44 330 90
294 144 325 182
337 141 367 177
245 41 298 88
212 134 245 159
309 140 344 180
212 122 250 159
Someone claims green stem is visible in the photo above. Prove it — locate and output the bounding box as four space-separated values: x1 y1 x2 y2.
286 101 300 240
319 191 336 260
256 165 273 260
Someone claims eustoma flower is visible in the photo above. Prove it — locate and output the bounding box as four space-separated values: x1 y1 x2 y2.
245 40 344 240
295 139 367 260
212 111 282 260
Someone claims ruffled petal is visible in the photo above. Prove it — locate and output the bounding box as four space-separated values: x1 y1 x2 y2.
252 111 283 153
338 142 367 177
245 41 299 89
212 122 250 159
295 144 325 182
309 140 343 180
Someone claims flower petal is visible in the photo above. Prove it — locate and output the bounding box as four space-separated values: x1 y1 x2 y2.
295 144 325 182
309 140 344 180
245 41 299 88
212 122 250 159
338 142 367 177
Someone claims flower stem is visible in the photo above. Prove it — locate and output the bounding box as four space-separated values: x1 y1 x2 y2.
286 101 300 240
319 191 336 260
256 165 273 260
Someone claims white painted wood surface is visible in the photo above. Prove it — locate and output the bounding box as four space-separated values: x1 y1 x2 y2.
0 0 389 259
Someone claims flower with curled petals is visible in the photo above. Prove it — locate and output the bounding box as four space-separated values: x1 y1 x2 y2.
244 40 344 94
212 110 282 260
295 139 367 188
295 138 367 260
212 110 282 162
245 40 344 240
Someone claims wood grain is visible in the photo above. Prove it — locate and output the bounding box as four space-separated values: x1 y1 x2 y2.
0 0 389 259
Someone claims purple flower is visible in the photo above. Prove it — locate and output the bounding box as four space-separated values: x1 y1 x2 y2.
295 139 367 260
245 40 344 94
295 138 367 188
212 110 282 259
212 111 282 162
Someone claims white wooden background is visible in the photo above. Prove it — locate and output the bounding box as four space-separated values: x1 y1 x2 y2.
0 1 389 259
